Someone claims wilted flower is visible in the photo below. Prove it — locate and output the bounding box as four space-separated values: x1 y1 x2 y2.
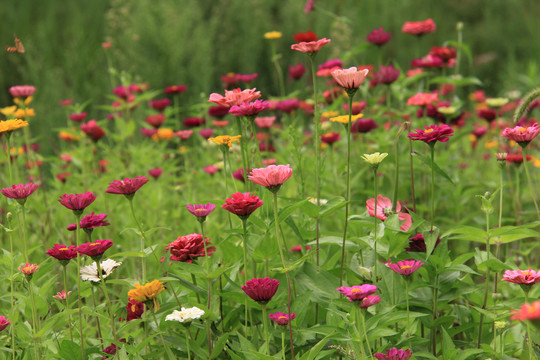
366 27 392 46
402 18 436 36
166 233 215 262
269 312 296 326
165 307 205 323
242 277 280 304
374 348 413 360
105 176 149 197
80 259 122 282
222 192 263 219
336 284 377 302
1 182 39 205
386 260 424 276
128 280 165 310
408 124 454 144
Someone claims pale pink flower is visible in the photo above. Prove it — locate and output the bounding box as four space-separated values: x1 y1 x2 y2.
331 67 369 90
255 116 276 129
208 88 262 108
502 269 540 285
366 195 412 231
248 164 293 191
291 38 331 54
9 85 36 98
174 130 194 140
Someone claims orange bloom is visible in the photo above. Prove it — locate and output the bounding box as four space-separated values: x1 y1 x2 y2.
128 280 165 310
152 128 174 141
14 108 35 118
58 131 80 141
0 119 28 134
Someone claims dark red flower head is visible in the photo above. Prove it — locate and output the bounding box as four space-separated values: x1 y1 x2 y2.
233 168 248 182
80 120 106 142
183 117 206 127
408 124 454 144
77 239 113 258
121 299 145 322
352 118 378 133
366 27 392 46
222 192 263 219
164 85 187 94
69 112 87 123
477 109 497 122
293 31 318 43
46 244 78 261
208 105 230 119
321 132 341 145
149 98 171 111
406 234 441 253
105 176 149 197
288 63 306 80
241 277 279 304
58 192 97 214
166 233 215 263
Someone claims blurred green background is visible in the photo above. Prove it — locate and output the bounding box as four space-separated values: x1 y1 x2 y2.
1 0 539 142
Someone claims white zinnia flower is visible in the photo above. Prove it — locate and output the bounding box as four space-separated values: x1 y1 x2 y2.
80 259 122 282
165 307 205 323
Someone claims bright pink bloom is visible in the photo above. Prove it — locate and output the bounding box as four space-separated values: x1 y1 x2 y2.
18 263 39 276
366 27 392 46
46 244 78 261
408 124 454 143
1 182 39 203
69 112 87 122
183 117 206 127
360 295 382 308
291 38 331 54
67 212 110 231
105 176 149 196
366 195 412 231
304 0 314 13
248 164 293 190
0 316 11 332
275 99 300 113
242 277 279 304
255 116 276 128
402 18 436 36
386 260 424 276
186 203 216 218
289 63 306 80
208 88 262 108
53 290 72 300
141 128 158 138
148 168 163 179
166 233 215 263
331 67 369 90
58 192 97 212
411 54 444 68
336 284 377 302
164 85 187 94
407 92 438 106
80 120 106 142
145 114 165 128
233 168 248 182
9 85 36 98
77 239 113 258
501 124 540 146
269 312 296 326
502 269 540 285
222 192 263 219
374 348 413 360
290 245 311 252
174 130 194 140
237 73 258 83
149 98 171 111
229 100 270 117
203 165 219 175
511 301 540 322
198 128 214 139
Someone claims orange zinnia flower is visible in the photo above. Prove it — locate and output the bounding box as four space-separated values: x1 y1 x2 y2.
0 119 29 134
128 280 165 310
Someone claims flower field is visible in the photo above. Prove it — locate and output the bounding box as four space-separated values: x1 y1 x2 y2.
0 1 540 359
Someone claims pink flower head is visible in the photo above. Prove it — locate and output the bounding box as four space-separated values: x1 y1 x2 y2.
199 128 214 139
59 99 74 106
360 295 382 308
255 116 276 129
53 290 72 301
105 176 149 197
319 59 343 70
186 203 216 220
477 109 497 122
291 38 331 54
290 245 311 252
67 212 110 232
164 85 187 94
1 182 39 205
80 120 106 142
148 168 163 179
407 92 439 106
77 239 113 259
366 195 412 231
208 88 262 108
233 168 248 182
183 117 206 127
366 27 392 46
58 192 97 214
166 233 215 263
373 65 400 85
408 124 454 144
276 99 300 113
331 67 369 91
501 124 540 147
141 128 158 138
203 165 219 175
149 98 171 111
0 316 11 332
9 85 36 98
337 284 378 302
502 269 540 285
237 73 258 83
145 114 165 128
402 18 436 36
18 263 39 276
174 130 194 140
242 277 280 304
269 312 296 326
222 192 263 219
511 301 540 322
304 0 314 13
248 164 293 192
386 260 424 276
229 100 270 117
69 112 88 122
411 54 444 69
289 63 306 80
46 244 78 262
374 348 413 360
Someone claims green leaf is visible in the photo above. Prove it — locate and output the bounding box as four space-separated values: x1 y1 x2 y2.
211 333 230 359
58 340 82 360
302 332 335 360
412 151 454 184
272 250 314 273
320 197 348 218
278 198 308 223
424 228 440 262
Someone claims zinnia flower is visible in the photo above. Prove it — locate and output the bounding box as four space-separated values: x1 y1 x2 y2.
80 120 106 142
293 31 317 43
289 64 306 80
77 239 114 260
18 263 39 276
330 114 363 124
186 203 216 221
166 233 215 263
511 301 540 324
208 105 230 118
58 192 97 214
291 38 331 54
203 165 219 175
148 168 163 179
80 258 121 282
0 316 11 332
242 277 280 304
208 88 262 108
67 212 110 232
361 152 388 167
336 284 377 302
222 192 263 219
269 312 296 326
486 98 509 108
408 124 454 144
248 164 293 192
105 176 149 197
360 295 382 308
386 260 424 276
9 85 36 98
331 67 369 91
321 132 341 145
174 129 194 140
406 234 440 253
1 182 39 205
502 269 540 285
46 244 78 262
366 195 412 231
145 114 165 128
121 299 145 322
183 117 206 127
402 18 436 36
374 347 413 360
373 65 400 85
407 92 438 106
501 124 540 147
209 135 242 147
69 112 87 122
264 31 282 40
165 307 205 323
229 100 270 117
164 85 187 94
128 280 165 310
352 118 378 133
149 98 171 111
0 119 29 134
53 290 72 300
366 27 392 46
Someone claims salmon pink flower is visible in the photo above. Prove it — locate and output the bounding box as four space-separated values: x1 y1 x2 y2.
229 100 270 117
222 192 263 219
366 27 391 46
9 85 36 98
337 284 377 302
166 233 215 263
269 312 296 326
1 182 39 205
408 124 454 144
186 203 216 222
208 88 261 108
53 290 72 301
374 348 413 360
242 277 279 304
149 98 171 111
203 165 219 175
58 192 97 215
0 316 11 332
164 85 187 94
402 18 436 36
255 116 276 128
502 269 540 285
501 124 540 147
511 300 540 325
47 244 78 262
148 168 163 179
331 67 369 91
291 38 331 54
69 112 87 122
407 92 438 106
248 164 293 193
18 263 39 277
174 129 194 140
105 176 149 198
77 239 113 260
386 260 424 276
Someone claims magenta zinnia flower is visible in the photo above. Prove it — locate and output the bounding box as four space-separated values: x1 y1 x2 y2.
408 124 454 144
80 120 106 142
186 203 216 221
501 124 540 147
0 316 11 332
242 277 280 304
58 192 97 214
9 85 36 98
373 65 400 85
69 112 87 122
269 312 296 326
222 192 263 219
148 168 163 179
149 98 171 111
366 27 392 46
166 233 215 263
248 164 293 192
331 67 369 91
502 269 540 285
77 239 114 259
337 284 378 302
105 176 149 197
386 260 424 276
67 212 110 232
229 100 270 117
360 295 382 308
46 244 78 262
291 38 331 54
1 182 39 205
374 347 413 360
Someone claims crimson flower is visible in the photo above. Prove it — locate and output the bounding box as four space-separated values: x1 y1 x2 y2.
80 120 105 142
0 317 11 332
183 117 206 127
67 212 110 232
120 299 145 321
406 234 440 253
222 192 263 219
293 31 317 43
386 260 424 276
233 168 248 182
1 182 39 205
366 27 392 46
289 63 306 80
411 54 444 69
402 18 436 36
291 38 331 54
336 284 377 302
77 239 113 259
408 124 454 144
236 73 258 83
69 112 87 122
58 192 97 215
269 312 296 326
352 118 378 133
321 132 341 145
164 85 187 94
105 176 149 197
145 114 165 128
46 244 78 262
208 105 230 118
242 277 279 304
166 233 215 263
374 348 413 360
149 98 171 111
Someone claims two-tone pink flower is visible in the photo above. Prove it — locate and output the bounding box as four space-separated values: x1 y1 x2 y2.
336 284 377 302
331 67 369 91
386 260 424 276
501 124 540 147
1 182 39 205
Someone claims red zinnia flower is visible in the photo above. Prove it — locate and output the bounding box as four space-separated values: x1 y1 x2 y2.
149 98 171 111
77 239 114 258
58 192 97 213
275 99 300 114
166 233 215 263
336 284 377 302
291 38 331 54
477 109 497 122
366 27 392 46
164 85 187 94
402 18 436 36
105 176 149 196
208 105 230 118
242 277 279 304
1 182 39 205
145 114 165 128
406 234 440 253
289 63 306 80
67 212 110 231
46 244 78 261
269 312 296 326
233 168 248 182
183 117 206 127
411 54 444 69
69 112 87 122
121 299 145 321
374 348 413 360
386 259 424 276
293 31 318 43
408 124 454 143
321 132 341 145
0 317 11 332
80 120 106 142
236 73 258 83
222 192 263 219
352 118 378 133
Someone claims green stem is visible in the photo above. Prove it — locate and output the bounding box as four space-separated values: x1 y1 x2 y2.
432 274 439 355
8 214 15 360
430 144 436 231
224 149 238 193
191 274 201 304
241 218 250 335
521 147 540 220
270 41 286 97
309 56 321 271
18 204 29 265
74 214 85 359
408 137 417 212
185 327 192 360
405 280 411 336
373 168 378 286
249 118 263 167
526 322 535 359
221 149 234 229
353 307 367 360
281 329 287 360
90 286 104 348
98 259 117 341
200 221 212 357
63 265 73 341
5 133 14 184
478 211 491 348
359 308 373 360
392 129 401 212
151 310 175 359
261 304 270 355
28 280 40 359
235 119 250 192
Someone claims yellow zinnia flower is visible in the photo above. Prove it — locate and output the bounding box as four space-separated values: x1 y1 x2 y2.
128 280 165 310
0 106 17 117
58 131 80 141
14 108 35 118
264 31 282 40
486 97 509 108
0 119 29 134
321 111 339 118
361 152 388 167
330 113 364 124
209 135 242 147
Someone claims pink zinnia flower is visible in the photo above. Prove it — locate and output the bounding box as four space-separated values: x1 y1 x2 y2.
501 124 540 147
373 65 400 85
203 165 219 175
53 290 72 300
69 112 87 122
141 128 158 138
58 192 97 213
248 164 293 192
331 67 369 90
242 277 280 304
511 301 540 322
502 269 540 285
80 120 106 142
360 295 382 308
408 124 454 144
289 63 306 80
290 245 311 252
291 38 331 54
77 239 113 259
366 195 412 231
1 182 39 205
59 99 74 106
229 100 270 117
166 233 215 263
46 244 78 261
386 260 424 276
164 85 187 94
269 312 296 326
319 59 343 70
255 116 276 128
186 203 216 220
105 176 149 197
149 98 171 111
411 54 444 69
374 348 413 360
18 263 39 276
275 99 300 113
402 18 436 36
366 27 392 46
208 88 262 108
67 212 110 232
237 73 258 83
145 114 165 128
222 192 263 219
304 0 314 13
0 316 11 332
407 92 439 106
174 130 194 140
148 168 163 179
233 168 248 182
336 284 378 302
9 85 36 98
199 128 214 139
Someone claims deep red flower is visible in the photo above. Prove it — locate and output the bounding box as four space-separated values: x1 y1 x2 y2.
477 109 497 122
293 31 318 43
183 117 206 127
77 239 113 258
242 277 279 304
408 124 454 143
321 132 341 145
352 118 378 133
366 27 392 46
164 85 187 94
145 114 165 128
1 182 39 204
105 176 149 196
429 46 457 63
233 168 248 182
506 153 531 164
343 101 367 115
46 244 78 261
402 18 436 36
208 105 230 118
58 192 97 212
67 212 110 231
289 63 306 80
222 192 263 219
149 98 171 111
69 112 87 123
80 120 106 142
141 128 158 138
236 73 259 83
166 233 215 263
121 299 145 322
406 234 440 252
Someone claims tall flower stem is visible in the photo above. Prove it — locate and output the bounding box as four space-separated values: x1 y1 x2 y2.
270 41 286 97
150 310 175 359
392 128 402 211
405 279 411 335
373 168 378 285
477 213 491 348
63 265 74 341
241 218 250 335
28 280 40 360
185 327 192 360
224 150 238 193
199 221 213 357
339 93 356 286
90 286 104 347
7 214 16 360
521 147 540 219
236 120 251 192
97 259 117 341
358 307 373 360
526 322 535 358
429 144 436 231
353 307 367 360
74 214 85 359
4 133 14 184
408 127 417 212
261 304 271 355
272 192 295 359
309 56 321 270
221 149 234 229
248 117 263 167
18 204 29 264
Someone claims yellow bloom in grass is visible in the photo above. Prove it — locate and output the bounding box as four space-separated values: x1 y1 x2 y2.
152 128 174 141
0 106 17 117
437 106 457 115
486 97 509 108
209 135 242 147
362 152 388 167
0 119 29 134
128 280 165 310
14 108 35 118
330 113 364 124
14 96 33 106
9 147 24 156
321 111 339 118
264 31 282 40
178 145 189 154
58 131 80 141
484 141 498 149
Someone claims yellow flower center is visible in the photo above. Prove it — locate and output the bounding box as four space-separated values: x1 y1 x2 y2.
400 265 412 270
350 288 363 294
424 129 434 134
60 247 68 251
278 316 287 321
